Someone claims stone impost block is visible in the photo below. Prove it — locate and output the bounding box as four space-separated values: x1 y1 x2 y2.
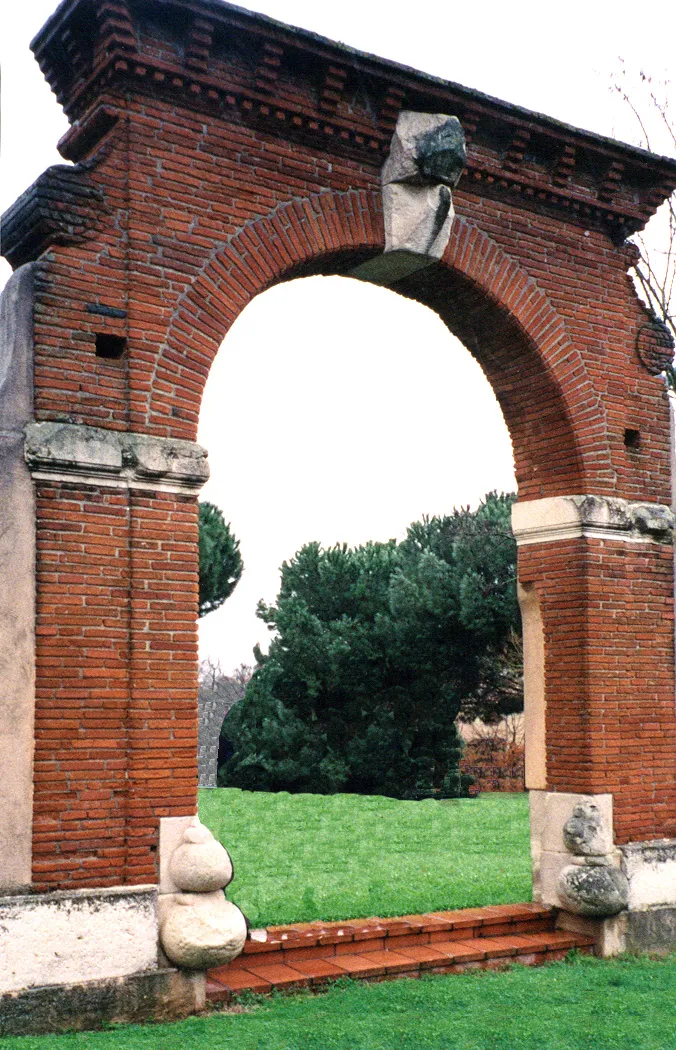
512 494 674 546
24 422 209 494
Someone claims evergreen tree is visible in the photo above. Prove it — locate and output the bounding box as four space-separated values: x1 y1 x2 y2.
220 492 520 797
198 502 244 617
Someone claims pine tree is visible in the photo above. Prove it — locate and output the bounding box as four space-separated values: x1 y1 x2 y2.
198 502 244 617
221 493 520 797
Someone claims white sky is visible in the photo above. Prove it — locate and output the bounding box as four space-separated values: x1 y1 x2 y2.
2 1 675 673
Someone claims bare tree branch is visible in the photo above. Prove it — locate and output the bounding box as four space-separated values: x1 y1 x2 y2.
613 66 676 387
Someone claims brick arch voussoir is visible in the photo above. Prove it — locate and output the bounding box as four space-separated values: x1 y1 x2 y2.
152 193 601 490
443 219 603 484
151 189 384 432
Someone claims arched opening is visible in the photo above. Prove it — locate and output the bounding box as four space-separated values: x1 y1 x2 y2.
151 199 587 512
197 273 516 676
194 270 541 923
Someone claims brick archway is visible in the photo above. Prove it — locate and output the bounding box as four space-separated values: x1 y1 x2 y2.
2 0 676 1003
155 193 590 503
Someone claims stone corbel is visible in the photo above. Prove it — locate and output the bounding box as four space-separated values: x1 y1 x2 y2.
351 111 466 286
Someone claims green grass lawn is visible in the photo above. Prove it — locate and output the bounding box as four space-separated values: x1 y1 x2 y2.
7 955 676 1050
198 788 531 928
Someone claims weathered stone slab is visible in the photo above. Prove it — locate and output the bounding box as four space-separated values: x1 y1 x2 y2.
625 906 676 954
0 967 204 1037
0 886 159 994
621 839 676 909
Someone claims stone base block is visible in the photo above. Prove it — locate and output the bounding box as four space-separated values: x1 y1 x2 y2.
621 839 676 910
558 906 676 956
0 968 205 1037
625 907 676 954
0 885 158 993
556 908 627 957
530 791 615 907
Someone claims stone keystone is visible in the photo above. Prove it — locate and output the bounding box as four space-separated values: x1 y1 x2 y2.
382 112 466 260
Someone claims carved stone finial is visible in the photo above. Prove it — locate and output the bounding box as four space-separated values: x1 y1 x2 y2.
563 802 609 857
159 819 246 970
169 821 234 893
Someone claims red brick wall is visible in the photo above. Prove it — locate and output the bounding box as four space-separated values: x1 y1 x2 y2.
23 53 675 887
519 537 676 844
32 482 200 891
127 491 199 885
33 484 131 891
33 99 672 508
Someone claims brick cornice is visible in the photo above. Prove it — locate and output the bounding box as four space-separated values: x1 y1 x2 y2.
30 0 676 240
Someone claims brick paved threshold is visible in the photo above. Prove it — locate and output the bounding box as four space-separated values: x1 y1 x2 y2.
206 902 595 1003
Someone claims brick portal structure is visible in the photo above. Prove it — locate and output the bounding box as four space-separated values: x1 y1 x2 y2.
2 0 676 1024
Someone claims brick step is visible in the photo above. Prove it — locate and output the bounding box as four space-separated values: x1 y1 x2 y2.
206 903 595 1003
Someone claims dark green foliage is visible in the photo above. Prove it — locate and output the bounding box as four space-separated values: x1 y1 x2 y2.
221 493 521 797
198 502 243 617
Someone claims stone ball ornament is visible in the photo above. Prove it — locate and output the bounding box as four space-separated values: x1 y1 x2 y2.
169 821 234 893
160 890 247 970
557 862 629 917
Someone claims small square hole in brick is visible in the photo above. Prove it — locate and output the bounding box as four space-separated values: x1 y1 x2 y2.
96 333 127 360
624 428 641 450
